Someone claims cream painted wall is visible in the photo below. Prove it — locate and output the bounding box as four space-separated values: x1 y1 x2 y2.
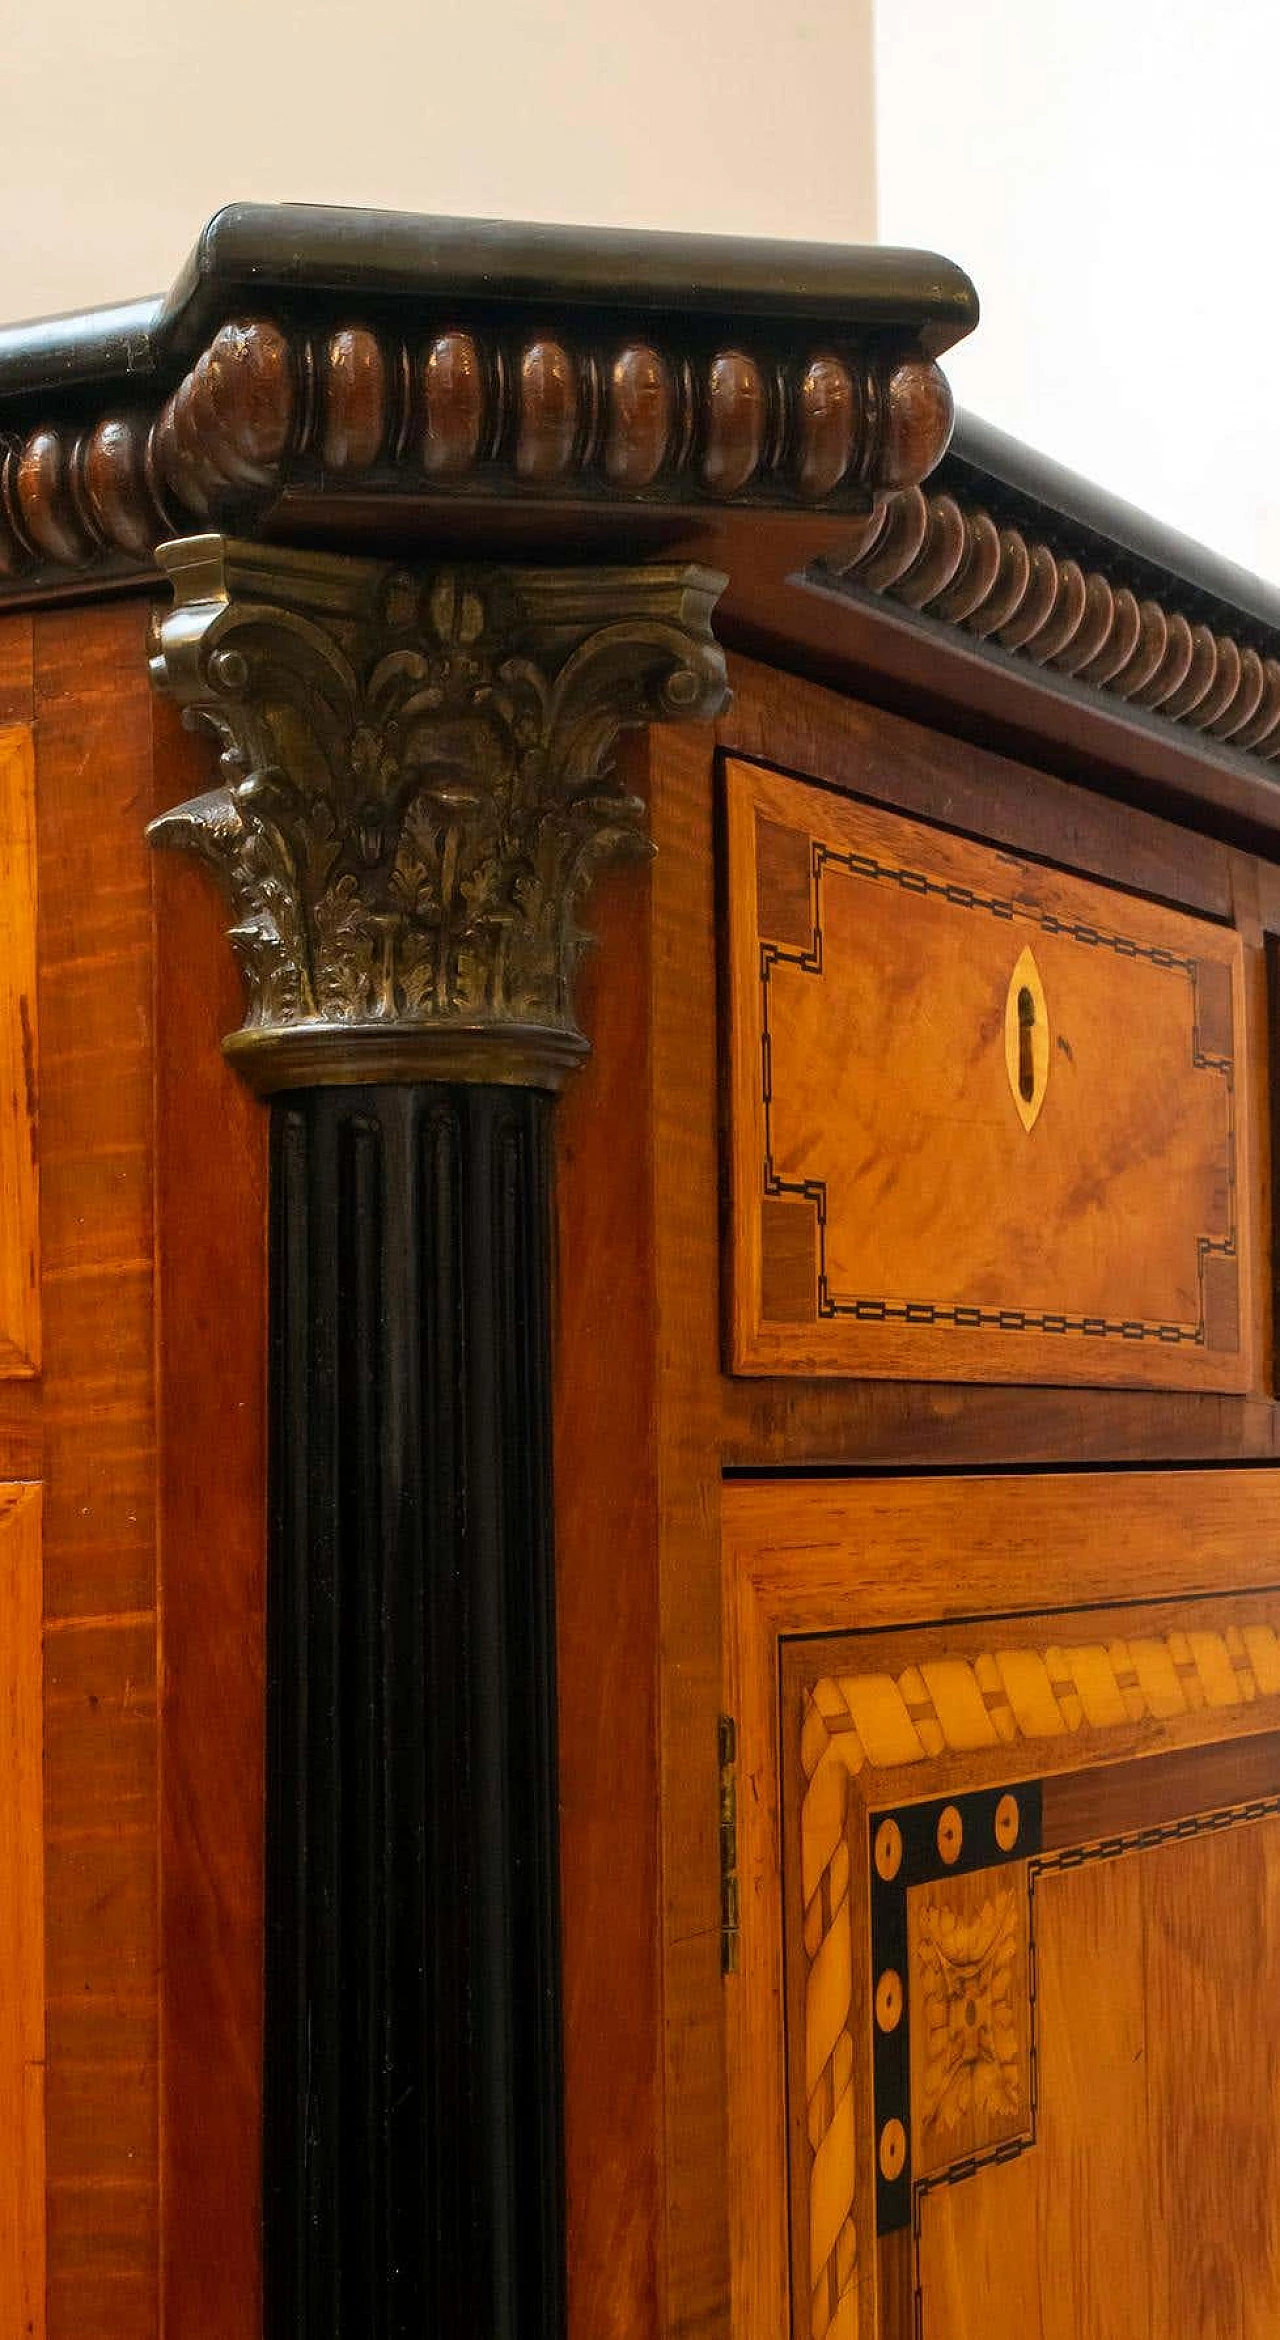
875 0 1280 582
3 0 876 323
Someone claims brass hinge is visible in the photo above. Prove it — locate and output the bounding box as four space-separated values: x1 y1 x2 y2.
719 1713 739 1975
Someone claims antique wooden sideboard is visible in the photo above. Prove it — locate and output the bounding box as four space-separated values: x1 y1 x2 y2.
2 204 1280 2340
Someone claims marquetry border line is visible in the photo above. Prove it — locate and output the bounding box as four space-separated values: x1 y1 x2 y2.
819 484 1280 763
797 1619 1280 2340
759 833 1238 1348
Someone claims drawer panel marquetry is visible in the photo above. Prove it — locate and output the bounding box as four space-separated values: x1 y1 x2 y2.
725 757 1254 1388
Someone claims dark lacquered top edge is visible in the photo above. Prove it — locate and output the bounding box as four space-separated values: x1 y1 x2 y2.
947 411 1280 638
0 201 978 406
0 296 164 400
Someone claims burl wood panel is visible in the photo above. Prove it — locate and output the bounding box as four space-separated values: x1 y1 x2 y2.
726 756 1254 1390
723 1469 1280 2340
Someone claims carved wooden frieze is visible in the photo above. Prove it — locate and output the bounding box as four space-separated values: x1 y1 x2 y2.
822 484 1280 759
147 535 728 1089
0 318 956 592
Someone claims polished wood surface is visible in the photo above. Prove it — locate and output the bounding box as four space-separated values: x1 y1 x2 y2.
35 603 160 2340
548 648 1280 2340
728 756 1254 1388
0 600 271 2340
151 692 268 2340
724 1468 1280 2340
0 727 38 1376
832 481 1280 761
3 549 1280 2340
0 1485 44 2340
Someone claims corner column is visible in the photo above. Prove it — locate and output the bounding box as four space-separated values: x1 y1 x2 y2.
147 537 728 2340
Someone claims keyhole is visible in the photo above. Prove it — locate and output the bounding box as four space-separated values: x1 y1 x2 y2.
1017 985 1036 1103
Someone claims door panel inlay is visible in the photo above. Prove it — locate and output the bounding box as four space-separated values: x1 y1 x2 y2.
723 1471 1280 2340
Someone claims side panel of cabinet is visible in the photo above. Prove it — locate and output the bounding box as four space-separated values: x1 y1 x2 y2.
0 601 270 2340
0 1485 44 2340
724 1470 1280 2340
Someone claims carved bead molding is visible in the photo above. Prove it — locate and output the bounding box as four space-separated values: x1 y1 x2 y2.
147 534 728 1091
0 317 955 588
824 485 1280 760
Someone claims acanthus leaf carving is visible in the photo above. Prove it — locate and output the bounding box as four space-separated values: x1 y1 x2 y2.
147 537 729 1089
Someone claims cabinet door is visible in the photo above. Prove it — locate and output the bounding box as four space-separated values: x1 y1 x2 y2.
724 1471 1280 2340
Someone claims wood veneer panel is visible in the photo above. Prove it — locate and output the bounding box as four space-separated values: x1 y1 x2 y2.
0 727 39 1375
727 757 1254 1390
555 845 663 2340
0 1485 45 2340
33 600 159 2340
706 661 1280 1465
719 652 1236 922
726 1470 1280 2340
151 690 269 2340
0 614 33 727
650 727 732 2340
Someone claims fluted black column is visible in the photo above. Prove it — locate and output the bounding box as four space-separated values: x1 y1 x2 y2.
264 1084 561 2340
146 534 728 2340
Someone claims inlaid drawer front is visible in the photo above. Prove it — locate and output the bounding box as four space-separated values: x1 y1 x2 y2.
0 726 37 1376
725 756 1253 1389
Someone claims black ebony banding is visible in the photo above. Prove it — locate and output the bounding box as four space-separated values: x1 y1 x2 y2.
265 1082 563 2340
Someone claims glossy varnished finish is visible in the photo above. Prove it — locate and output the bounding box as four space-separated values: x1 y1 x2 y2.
266 1084 563 2340
0 725 37 1374
151 689 268 2340
548 645 1280 2340
719 1471 1280 2340
0 207 972 609
0 600 273 2340
35 604 160 2340
727 757 1254 1390
0 1486 43 2340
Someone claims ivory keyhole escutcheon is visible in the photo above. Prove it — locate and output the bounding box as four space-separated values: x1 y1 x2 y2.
1004 945 1049 1132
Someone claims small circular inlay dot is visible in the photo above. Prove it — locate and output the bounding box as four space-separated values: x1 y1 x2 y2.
875 1969 904 2034
994 1792 1021 1853
879 2118 907 2183
874 1818 904 1882
937 1805 963 1866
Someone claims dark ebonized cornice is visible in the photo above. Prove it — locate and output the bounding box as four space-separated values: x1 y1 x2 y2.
10 204 1280 792
0 203 973 601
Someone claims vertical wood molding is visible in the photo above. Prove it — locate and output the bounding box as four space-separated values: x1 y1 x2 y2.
0 1485 44 2340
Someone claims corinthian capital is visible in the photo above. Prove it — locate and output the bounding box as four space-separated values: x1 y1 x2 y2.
148 534 728 1090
